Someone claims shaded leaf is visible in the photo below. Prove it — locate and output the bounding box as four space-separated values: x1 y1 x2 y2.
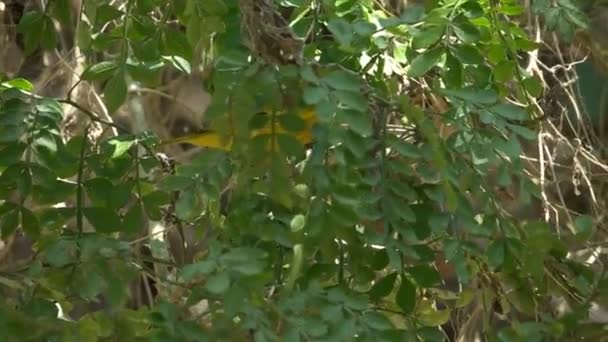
104 71 128 113
81 61 119 81
327 18 353 46
83 207 122 233
396 277 416 314
364 312 395 331
20 207 40 237
406 265 441 287
408 47 444 77
368 272 398 300
490 103 527 121
181 260 217 281
440 87 498 104
0 209 19 237
322 70 360 92
487 240 505 270
205 272 230 294
303 86 328 105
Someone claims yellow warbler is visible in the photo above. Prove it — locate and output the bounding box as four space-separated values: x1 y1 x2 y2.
162 107 318 150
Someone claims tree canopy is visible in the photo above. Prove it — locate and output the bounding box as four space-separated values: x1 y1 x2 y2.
0 0 607 341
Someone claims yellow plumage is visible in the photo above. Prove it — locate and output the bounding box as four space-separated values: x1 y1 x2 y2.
162 107 318 151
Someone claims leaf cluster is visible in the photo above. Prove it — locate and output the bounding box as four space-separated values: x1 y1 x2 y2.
0 0 605 341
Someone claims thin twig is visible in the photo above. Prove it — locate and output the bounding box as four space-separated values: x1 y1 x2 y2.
59 99 126 134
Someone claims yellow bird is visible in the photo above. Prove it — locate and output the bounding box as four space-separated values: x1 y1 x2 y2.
161 107 318 151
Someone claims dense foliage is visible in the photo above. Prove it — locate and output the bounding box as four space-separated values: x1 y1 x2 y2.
0 0 606 341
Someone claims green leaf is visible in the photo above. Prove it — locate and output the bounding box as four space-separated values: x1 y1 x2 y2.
396 277 416 314
231 259 266 276
493 61 515 83
487 240 505 270
16 165 32 198
334 90 367 112
181 260 217 281
17 11 45 54
444 53 464 87
440 87 498 105
406 265 441 287
327 18 353 46
496 134 522 158
290 214 306 232
162 55 192 74
0 209 19 237
143 191 170 220
20 207 40 237
322 70 360 92
389 138 422 159
285 244 303 292
408 47 444 77
81 61 119 81
74 269 105 300
455 289 475 308
293 184 310 199
498 4 524 16
370 249 389 270
461 1 484 18
108 138 135 158
123 203 145 234
50 0 73 25
84 178 132 210
104 70 128 113
507 123 537 140
301 318 328 338
337 110 372 137
175 189 200 221
412 25 445 49
487 44 507 64
222 284 246 317
160 175 192 191
221 247 268 263
418 309 451 327
77 21 92 49
0 143 27 166
368 272 398 300
524 221 555 253
522 76 543 97
490 103 527 121
277 134 306 159
41 16 57 50
364 312 395 331
95 4 124 25
2 79 34 92
563 6 588 30
314 99 337 121
278 113 307 132
205 272 230 294
353 21 376 37
453 20 480 44
200 0 228 15
83 207 122 233
452 45 484 65
303 86 328 105
45 238 77 267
